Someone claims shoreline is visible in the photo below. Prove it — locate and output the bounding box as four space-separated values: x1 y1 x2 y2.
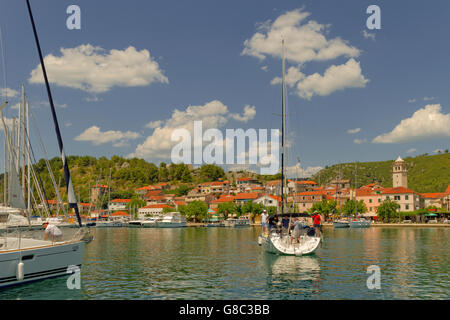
185 222 450 228
322 223 450 228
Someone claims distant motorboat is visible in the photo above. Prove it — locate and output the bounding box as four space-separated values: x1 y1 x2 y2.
333 220 350 228
224 217 250 228
349 219 372 228
96 220 123 228
206 222 225 227
141 217 162 228
156 212 187 228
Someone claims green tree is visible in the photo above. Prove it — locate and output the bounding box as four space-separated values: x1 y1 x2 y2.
342 199 368 216
199 164 225 182
182 201 208 222
158 162 169 182
162 206 176 213
126 197 146 210
311 199 337 218
217 202 235 220
377 199 400 222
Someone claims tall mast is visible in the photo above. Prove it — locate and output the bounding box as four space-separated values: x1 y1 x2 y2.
281 39 286 215
26 100 31 212
26 0 82 227
3 133 6 205
21 84 26 198
354 162 357 217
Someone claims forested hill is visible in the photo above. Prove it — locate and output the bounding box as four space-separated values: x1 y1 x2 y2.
0 155 259 203
311 153 450 193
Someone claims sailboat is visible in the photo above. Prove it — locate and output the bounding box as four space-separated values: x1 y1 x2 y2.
259 40 321 256
0 1 92 288
349 163 371 228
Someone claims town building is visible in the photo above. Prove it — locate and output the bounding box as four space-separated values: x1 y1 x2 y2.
90 184 109 203
108 199 131 211
254 194 281 208
381 187 424 212
138 204 173 218
393 156 408 188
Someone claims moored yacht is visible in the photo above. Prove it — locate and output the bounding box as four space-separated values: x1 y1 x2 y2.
156 212 187 228
224 217 250 227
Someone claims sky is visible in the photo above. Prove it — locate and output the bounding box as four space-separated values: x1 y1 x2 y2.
0 0 449 177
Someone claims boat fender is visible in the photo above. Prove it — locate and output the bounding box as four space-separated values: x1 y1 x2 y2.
16 261 24 281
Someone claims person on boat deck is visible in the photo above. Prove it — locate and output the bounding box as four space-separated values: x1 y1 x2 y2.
268 215 277 232
261 210 268 234
43 222 62 242
282 216 290 234
291 219 304 243
311 211 322 236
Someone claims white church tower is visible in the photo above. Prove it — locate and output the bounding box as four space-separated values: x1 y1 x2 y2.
393 156 408 188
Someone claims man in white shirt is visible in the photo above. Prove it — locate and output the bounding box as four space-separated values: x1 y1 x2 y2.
43 222 63 242
261 210 268 234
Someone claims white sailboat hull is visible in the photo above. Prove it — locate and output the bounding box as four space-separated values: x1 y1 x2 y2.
0 238 85 288
262 233 321 256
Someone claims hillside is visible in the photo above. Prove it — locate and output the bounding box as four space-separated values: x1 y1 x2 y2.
311 153 450 193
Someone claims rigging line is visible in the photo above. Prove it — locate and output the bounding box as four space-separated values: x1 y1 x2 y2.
25 0 82 228
28 107 67 216
23 112 54 216
0 26 7 102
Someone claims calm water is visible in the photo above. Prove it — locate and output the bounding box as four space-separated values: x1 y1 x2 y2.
0 226 448 300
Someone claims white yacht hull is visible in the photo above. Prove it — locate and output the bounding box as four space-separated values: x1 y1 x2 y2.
262 233 320 256
0 238 85 288
156 222 187 228
349 220 371 228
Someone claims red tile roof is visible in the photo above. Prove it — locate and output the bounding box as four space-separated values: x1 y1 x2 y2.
237 177 252 181
289 180 318 185
92 184 108 188
110 211 130 217
234 192 261 200
212 195 236 203
381 187 418 195
446 185 450 194
267 194 281 202
421 193 447 199
296 191 326 196
111 199 131 203
142 204 173 209
144 190 164 197
267 180 281 186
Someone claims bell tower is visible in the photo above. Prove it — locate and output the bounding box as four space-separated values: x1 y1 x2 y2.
393 156 407 188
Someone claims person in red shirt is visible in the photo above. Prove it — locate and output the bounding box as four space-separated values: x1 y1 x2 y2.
312 211 322 237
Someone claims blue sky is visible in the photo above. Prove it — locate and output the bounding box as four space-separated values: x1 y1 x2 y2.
0 0 449 177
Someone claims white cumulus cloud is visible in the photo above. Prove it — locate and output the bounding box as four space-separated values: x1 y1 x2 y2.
130 100 256 160
372 104 450 143
0 88 19 99
407 148 417 154
29 44 168 93
271 66 305 87
242 8 360 64
296 59 369 99
347 128 361 134
75 126 141 146
353 138 367 144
